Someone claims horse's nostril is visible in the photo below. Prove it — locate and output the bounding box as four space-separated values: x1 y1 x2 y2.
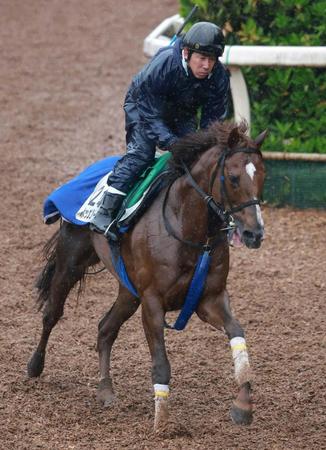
243 230 263 248
243 230 255 240
243 230 263 239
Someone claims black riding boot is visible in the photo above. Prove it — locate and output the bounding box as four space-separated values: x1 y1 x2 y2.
89 191 124 241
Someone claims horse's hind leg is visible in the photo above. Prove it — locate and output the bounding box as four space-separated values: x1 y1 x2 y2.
197 289 253 425
97 285 140 407
28 223 98 378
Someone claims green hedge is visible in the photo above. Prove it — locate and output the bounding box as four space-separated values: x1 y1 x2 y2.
180 0 326 153
263 159 326 208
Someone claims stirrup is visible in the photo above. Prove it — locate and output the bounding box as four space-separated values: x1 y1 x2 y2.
104 220 120 242
89 222 104 234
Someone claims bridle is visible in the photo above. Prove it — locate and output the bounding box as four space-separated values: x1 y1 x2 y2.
162 146 263 251
208 146 262 218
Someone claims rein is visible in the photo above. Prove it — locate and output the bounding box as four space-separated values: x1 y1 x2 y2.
162 178 226 252
162 146 262 252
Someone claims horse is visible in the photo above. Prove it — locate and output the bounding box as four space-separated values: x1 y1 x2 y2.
27 121 267 432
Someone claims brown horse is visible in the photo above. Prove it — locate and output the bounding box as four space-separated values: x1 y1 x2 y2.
28 121 267 432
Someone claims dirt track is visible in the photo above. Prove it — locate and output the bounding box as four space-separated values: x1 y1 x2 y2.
0 1 325 449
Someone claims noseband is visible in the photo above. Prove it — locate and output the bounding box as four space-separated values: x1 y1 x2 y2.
162 146 263 251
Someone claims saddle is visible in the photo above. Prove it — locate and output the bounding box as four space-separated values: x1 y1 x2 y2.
116 152 172 233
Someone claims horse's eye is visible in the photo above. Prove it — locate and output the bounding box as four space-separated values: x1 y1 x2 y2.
229 175 239 186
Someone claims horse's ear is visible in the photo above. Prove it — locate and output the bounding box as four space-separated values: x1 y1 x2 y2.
227 127 240 149
255 129 269 148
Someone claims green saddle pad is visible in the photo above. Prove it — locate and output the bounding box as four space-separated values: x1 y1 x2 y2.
125 152 172 208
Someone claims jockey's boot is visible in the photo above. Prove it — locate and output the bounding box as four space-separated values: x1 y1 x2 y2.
89 191 124 241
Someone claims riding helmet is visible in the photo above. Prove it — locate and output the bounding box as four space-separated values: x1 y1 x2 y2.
182 22 225 58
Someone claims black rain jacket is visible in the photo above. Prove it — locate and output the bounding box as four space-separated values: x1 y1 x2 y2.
123 38 230 150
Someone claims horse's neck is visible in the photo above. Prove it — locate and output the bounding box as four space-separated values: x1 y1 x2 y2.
169 148 219 241
190 147 219 193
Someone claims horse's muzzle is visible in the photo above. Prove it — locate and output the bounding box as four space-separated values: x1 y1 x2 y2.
242 228 264 249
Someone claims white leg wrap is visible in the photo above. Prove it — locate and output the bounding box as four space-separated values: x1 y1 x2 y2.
230 337 251 385
154 383 169 399
153 384 169 432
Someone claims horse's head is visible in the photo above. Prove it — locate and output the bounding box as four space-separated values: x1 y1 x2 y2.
215 126 267 249
169 121 267 249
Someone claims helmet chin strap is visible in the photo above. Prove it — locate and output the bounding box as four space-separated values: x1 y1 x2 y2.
181 49 189 75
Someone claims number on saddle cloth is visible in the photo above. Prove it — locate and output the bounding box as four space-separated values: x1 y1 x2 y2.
116 152 172 232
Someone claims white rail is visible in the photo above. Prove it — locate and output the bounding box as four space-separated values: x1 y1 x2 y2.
143 14 326 129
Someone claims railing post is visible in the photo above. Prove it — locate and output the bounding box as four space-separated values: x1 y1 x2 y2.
229 67 251 131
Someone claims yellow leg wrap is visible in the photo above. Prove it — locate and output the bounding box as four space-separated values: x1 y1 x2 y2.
155 391 169 399
231 343 248 352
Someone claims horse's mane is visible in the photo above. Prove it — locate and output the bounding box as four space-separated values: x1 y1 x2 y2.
170 121 251 167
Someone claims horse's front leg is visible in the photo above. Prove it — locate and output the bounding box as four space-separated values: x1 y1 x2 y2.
197 289 253 425
141 294 170 433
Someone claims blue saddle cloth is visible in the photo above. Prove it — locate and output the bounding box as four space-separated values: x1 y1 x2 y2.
44 156 121 225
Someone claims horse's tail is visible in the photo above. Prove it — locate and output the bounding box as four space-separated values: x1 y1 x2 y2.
35 228 60 311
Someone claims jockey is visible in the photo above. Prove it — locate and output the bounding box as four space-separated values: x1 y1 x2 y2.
90 21 230 240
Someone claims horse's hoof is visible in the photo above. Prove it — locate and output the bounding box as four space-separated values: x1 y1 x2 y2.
27 351 45 378
97 378 115 408
230 403 253 425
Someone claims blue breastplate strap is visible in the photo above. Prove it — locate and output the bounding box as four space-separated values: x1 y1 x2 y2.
110 241 211 330
172 250 212 331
